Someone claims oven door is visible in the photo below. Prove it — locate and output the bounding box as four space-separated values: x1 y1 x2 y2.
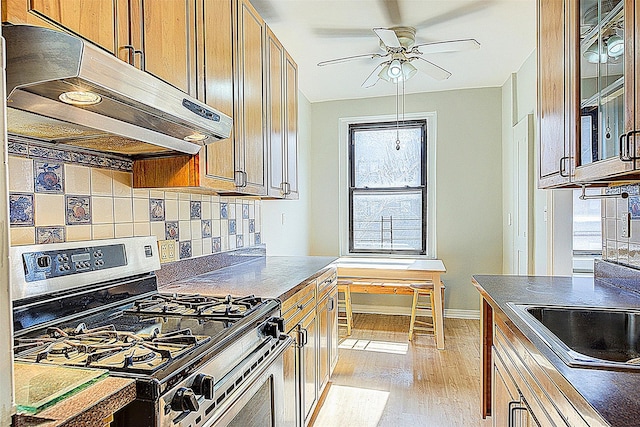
204 334 294 427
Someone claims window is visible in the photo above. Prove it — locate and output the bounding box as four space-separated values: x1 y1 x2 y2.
572 188 602 273
348 120 427 255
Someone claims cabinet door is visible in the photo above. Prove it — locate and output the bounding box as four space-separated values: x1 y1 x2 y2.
235 0 266 195
200 0 237 192
328 286 339 374
129 0 197 96
284 52 299 199
537 0 571 188
301 309 317 423
573 0 635 181
493 350 536 427
266 27 286 198
318 295 330 392
8 0 124 54
283 327 299 427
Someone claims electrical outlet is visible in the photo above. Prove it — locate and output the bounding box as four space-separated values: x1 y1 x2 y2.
158 240 177 263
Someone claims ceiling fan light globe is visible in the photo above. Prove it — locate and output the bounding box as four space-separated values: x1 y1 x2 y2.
378 64 392 82
584 42 607 63
388 60 403 78
402 62 418 80
607 34 624 57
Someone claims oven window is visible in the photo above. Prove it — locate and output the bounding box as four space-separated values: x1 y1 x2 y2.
228 377 274 427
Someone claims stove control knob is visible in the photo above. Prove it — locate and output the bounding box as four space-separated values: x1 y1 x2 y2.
172 387 199 412
192 374 215 400
261 317 284 338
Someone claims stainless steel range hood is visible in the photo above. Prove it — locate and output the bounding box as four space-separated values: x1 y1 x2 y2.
4 25 232 158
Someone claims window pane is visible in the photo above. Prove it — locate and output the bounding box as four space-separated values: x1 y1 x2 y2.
353 127 422 188
352 190 423 251
573 189 602 252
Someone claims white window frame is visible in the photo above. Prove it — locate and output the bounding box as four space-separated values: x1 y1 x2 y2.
338 112 437 258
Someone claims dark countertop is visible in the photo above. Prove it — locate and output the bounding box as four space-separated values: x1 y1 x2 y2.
13 376 136 427
160 256 338 301
473 274 640 427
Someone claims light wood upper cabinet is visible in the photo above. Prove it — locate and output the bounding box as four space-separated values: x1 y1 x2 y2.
266 27 299 199
128 0 197 97
4 0 126 53
537 0 571 188
537 0 640 188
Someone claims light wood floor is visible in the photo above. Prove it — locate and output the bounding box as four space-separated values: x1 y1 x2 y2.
312 313 492 427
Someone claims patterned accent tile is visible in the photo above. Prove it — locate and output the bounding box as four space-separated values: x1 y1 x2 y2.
36 226 65 244
179 241 192 259
236 234 244 248
165 221 179 241
9 193 34 226
212 237 221 253
150 199 165 221
630 196 640 220
190 201 201 220
220 203 228 219
242 204 249 219
7 141 29 156
249 219 255 233
229 219 236 235
201 220 212 238
65 195 91 225
34 161 64 193
255 232 261 245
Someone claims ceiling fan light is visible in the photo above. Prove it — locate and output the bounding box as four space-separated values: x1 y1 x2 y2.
378 64 392 82
607 34 624 57
584 42 607 64
402 62 417 81
387 60 402 78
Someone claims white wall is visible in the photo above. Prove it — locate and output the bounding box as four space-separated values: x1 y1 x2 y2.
501 50 551 275
308 88 503 314
262 93 312 256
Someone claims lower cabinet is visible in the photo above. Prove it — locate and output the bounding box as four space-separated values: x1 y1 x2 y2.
493 346 538 426
282 267 338 427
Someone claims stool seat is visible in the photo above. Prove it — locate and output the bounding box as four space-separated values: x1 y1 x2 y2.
409 283 434 291
337 282 353 336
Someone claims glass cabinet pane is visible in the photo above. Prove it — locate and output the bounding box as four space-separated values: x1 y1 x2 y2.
579 0 625 165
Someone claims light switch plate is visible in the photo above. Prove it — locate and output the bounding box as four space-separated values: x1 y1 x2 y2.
158 240 177 263
621 212 631 239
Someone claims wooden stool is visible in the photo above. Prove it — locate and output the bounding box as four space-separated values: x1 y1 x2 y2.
408 282 444 342
337 280 353 336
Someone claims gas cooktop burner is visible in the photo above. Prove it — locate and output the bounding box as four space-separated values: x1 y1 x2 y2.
14 322 211 374
127 294 264 318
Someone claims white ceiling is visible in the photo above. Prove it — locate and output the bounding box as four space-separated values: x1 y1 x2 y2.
251 0 537 103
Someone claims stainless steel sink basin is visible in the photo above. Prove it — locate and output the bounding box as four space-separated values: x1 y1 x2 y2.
508 303 640 371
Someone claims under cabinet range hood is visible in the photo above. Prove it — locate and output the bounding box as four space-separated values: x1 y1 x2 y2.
4 25 232 158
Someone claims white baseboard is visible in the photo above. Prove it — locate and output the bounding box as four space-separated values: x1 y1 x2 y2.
351 303 480 320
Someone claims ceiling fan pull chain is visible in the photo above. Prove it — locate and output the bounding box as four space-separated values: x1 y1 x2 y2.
396 80 401 150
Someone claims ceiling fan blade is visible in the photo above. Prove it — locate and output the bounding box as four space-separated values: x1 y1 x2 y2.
414 1 494 29
373 28 401 48
312 28 375 38
412 57 452 81
362 62 387 88
413 39 481 54
318 52 386 67
378 0 402 26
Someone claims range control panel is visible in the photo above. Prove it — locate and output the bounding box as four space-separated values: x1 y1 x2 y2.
22 243 127 282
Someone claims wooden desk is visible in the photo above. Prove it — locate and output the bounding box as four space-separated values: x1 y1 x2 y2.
334 258 446 349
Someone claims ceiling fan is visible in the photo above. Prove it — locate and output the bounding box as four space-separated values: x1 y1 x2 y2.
317 26 480 88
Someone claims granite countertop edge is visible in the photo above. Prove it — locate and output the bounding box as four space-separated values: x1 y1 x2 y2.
473 274 640 427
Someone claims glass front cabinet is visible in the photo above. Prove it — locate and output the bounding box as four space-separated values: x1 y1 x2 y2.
572 0 636 182
537 0 640 187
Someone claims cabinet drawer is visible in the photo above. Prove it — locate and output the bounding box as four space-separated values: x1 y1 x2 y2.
282 282 316 332
316 268 337 301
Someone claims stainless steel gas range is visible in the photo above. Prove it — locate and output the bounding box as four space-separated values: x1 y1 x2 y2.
10 236 293 427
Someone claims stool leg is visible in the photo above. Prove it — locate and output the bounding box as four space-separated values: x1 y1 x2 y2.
408 289 419 341
345 287 353 335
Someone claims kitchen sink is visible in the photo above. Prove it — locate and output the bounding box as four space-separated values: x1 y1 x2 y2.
507 303 640 371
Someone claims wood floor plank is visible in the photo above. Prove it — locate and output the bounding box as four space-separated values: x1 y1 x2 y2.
312 313 491 427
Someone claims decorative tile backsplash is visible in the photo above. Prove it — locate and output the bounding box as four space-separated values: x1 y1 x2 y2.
8 149 262 262
603 184 640 268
